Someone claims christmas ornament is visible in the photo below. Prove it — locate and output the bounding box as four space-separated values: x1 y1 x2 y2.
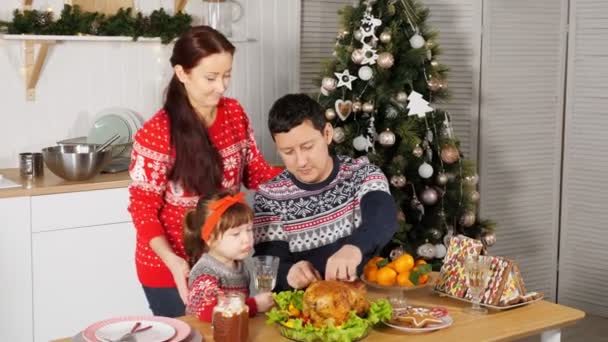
395 91 408 103
322 77 337 92
420 187 439 205
360 43 379 65
359 12 382 43
325 108 337 121
469 191 481 202
406 90 434 118
320 86 329 96
390 174 407 188
438 78 448 89
430 59 439 68
379 30 392 43
482 231 497 247
385 105 399 119
443 227 454 246
334 69 357 90
460 211 476 228
417 243 436 260
353 30 363 41
464 174 480 186
428 227 443 241
332 127 345 143
378 129 396 147
434 244 447 258
413 145 424 158
436 172 448 185
377 52 394 69
358 66 374 81
409 33 426 49
353 135 371 151
352 101 362 112
418 162 434 179
390 246 405 260
334 99 353 121
427 78 442 92
351 49 365 64
440 145 460 164
362 102 374 113
426 40 435 49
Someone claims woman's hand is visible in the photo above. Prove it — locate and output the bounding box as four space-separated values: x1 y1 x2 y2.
254 292 275 312
287 261 321 289
166 254 191 304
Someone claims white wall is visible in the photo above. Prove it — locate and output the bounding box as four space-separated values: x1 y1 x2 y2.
0 0 300 168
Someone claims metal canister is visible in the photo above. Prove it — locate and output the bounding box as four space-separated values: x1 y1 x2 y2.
19 152 44 177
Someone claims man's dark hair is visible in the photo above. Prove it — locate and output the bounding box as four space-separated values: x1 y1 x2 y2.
268 94 327 139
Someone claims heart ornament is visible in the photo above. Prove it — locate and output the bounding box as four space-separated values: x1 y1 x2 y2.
335 99 353 121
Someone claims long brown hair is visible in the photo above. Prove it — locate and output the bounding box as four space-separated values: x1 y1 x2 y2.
165 25 236 196
183 191 253 266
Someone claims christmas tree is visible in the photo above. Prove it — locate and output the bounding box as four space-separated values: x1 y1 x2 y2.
317 0 496 264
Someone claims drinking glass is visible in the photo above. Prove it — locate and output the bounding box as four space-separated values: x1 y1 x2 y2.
252 255 279 293
464 255 492 314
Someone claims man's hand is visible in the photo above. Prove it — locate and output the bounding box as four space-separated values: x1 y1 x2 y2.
325 244 362 281
287 261 321 289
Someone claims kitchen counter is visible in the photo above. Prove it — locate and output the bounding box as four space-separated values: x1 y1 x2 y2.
0 168 131 198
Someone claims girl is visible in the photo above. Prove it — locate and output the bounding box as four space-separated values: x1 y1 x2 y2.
183 191 275 321
128 25 281 317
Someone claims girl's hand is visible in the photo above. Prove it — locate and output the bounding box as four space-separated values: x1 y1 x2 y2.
166 254 191 304
254 292 275 312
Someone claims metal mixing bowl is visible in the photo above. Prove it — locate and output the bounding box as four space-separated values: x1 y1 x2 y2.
42 144 114 181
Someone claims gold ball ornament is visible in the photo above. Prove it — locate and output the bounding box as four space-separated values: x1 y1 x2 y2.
351 49 365 64
325 108 337 121
469 191 481 202
377 52 395 69
420 187 439 205
413 145 424 158
430 59 439 68
440 145 460 164
436 172 449 185
321 77 337 92
380 31 392 43
362 102 374 113
464 174 480 186
427 78 442 92
353 30 363 41
333 127 346 144
395 91 408 103
390 174 407 188
378 129 396 147
460 211 476 228
352 101 362 112
482 232 497 247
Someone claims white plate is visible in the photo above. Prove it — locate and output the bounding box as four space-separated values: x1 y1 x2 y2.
384 314 453 333
88 114 132 145
94 320 176 342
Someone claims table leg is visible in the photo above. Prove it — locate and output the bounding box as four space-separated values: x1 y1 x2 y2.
540 329 561 342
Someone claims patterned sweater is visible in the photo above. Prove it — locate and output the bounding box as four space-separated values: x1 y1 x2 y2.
186 254 257 322
253 155 398 291
128 98 281 287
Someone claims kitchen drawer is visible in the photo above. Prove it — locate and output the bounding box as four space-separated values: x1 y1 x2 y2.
31 188 131 232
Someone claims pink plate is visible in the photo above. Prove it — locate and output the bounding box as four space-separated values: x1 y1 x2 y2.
83 316 192 342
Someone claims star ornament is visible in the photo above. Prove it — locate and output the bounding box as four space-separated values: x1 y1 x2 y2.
360 43 379 65
334 69 358 90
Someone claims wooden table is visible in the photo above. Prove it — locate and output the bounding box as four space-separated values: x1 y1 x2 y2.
54 287 584 342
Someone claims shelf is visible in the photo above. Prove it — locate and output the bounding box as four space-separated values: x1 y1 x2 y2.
1 34 256 43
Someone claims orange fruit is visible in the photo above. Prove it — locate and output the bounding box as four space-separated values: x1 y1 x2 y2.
376 267 397 286
365 267 378 282
418 273 429 285
386 261 398 271
366 256 383 270
397 271 414 287
394 254 415 273
415 259 427 266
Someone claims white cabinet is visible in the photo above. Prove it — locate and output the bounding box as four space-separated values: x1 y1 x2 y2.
0 196 33 342
32 221 149 342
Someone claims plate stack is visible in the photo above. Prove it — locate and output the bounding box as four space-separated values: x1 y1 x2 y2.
73 315 202 342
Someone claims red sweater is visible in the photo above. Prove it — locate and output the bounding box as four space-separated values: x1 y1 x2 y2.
128 98 281 287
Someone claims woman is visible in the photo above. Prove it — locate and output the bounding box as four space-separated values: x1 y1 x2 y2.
128 25 281 317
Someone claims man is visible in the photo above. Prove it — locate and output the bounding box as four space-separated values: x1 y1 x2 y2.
253 94 398 291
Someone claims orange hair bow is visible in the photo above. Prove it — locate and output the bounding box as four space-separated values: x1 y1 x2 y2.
201 192 247 242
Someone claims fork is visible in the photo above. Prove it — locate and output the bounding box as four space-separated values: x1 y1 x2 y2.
100 324 152 342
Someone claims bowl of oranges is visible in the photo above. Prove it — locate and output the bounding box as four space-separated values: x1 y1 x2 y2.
361 254 437 290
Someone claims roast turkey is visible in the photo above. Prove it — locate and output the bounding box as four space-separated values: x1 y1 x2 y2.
302 280 370 327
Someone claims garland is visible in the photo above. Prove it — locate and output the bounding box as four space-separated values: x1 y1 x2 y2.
0 5 192 44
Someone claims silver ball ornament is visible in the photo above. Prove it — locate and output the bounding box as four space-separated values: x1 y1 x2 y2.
351 49 365 64
378 129 396 147
321 77 337 92
320 86 329 96
409 33 426 49
353 135 368 151
413 145 424 158
380 31 392 43
377 52 395 69
358 66 374 81
390 174 407 188
436 172 448 185
434 244 447 259
460 211 476 228
420 187 439 205
417 243 436 260
418 162 434 179
395 91 408 103
333 127 345 144
325 108 337 121
353 30 363 41
428 227 443 241
482 232 497 247
385 106 399 119
362 102 374 113
390 246 405 261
